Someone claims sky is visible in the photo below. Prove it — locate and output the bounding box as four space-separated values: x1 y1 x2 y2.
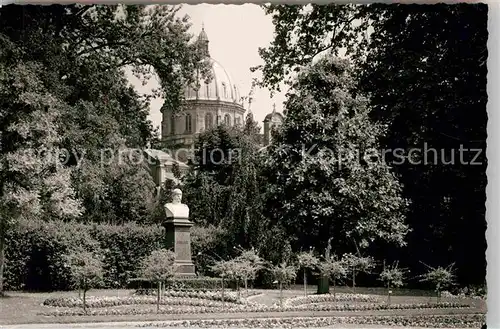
127 4 287 133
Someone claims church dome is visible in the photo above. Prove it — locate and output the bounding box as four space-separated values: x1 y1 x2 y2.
184 58 241 103
264 106 284 122
184 27 242 104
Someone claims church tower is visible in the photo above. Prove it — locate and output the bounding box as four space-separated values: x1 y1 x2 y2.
263 104 284 146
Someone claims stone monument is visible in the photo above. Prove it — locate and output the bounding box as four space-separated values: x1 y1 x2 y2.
164 188 196 276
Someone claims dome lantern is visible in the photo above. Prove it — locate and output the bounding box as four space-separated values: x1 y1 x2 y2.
198 23 210 57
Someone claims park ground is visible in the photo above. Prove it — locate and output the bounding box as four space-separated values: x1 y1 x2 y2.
0 286 486 328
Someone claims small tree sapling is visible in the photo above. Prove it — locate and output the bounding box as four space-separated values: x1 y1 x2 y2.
341 253 375 294
296 249 319 297
378 260 406 304
419 262 455 304
140 249 177 313
270 262 297 308
318 256 347 301
64 248 104 314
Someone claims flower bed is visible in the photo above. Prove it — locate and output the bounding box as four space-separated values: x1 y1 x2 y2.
441 290 486 300
39 300 470 317
136 314 486 328
133 289 260 301
42 296 241 309
288 302 470 312
283 293 380 307
38 306 234 317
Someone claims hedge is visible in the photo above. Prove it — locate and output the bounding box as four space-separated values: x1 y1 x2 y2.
129 276 223 291
4 219 164 291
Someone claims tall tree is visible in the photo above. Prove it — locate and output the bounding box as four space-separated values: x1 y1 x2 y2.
183 122 268 252
262 57 409 255
0 4 208 224
254 3 487 286
0 58 82 295
0 4 206 293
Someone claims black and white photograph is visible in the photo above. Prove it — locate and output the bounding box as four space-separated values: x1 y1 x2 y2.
0 3 489 329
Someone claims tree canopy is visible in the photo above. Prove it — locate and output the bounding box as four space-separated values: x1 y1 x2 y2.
0 4 206 294
262 57 409 254
254 3 487 286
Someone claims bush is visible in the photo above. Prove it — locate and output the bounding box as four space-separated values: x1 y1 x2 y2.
89 222 163 288
4 219 164 291
4 219 100 291
129 276 223 292
167 277 223 291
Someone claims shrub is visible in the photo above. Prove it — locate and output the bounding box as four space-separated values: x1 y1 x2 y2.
318 257 347 300
167 277 223 291
4 219 99 291
4 219 164 291
341 253 375 294
269 262 297 307
89 222 163 288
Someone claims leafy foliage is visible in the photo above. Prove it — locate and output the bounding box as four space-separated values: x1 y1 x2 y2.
64 248 104 312
234 248 266 291
255 3 487 287
64 249 104 289
183 122 268 252
318 256 347 299
296 250 319 296
297 251 319 270
319 257 347 283
262 57 409 255
0 4 206 293
270 262 297 285
379 261 406 304
140 249 177 283
3 219 164 291
379 261 405 289
419 263 455 302
342 253 375 293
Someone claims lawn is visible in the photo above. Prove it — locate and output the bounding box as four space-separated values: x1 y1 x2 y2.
0 286 486 327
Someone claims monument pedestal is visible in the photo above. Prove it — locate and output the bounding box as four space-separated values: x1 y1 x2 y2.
163 217 196 277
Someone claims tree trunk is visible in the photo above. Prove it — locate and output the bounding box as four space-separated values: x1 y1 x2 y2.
157 281 161 313
244 278 248 296
279 282 283 308
387 282 391 305
352 269 356 294
303 269 307 297
0 217 5 297
221 277 225 309
333 279 336 301
82 283 87 314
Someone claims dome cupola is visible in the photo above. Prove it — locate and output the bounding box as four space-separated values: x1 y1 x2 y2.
185 27 242 105
197 23 210 57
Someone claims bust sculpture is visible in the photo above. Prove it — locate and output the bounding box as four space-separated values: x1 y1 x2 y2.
165 188 189 219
